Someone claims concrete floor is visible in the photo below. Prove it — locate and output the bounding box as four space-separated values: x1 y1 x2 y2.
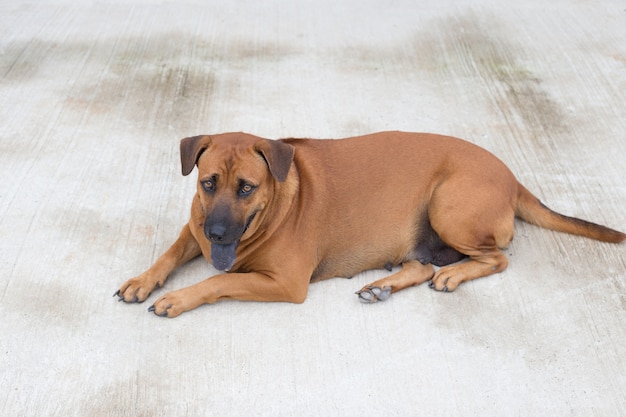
1 0 625 415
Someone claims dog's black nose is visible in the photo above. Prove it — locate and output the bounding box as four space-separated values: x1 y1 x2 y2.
208 224 227 242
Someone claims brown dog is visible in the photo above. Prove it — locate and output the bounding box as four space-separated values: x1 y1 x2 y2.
115 131 625 317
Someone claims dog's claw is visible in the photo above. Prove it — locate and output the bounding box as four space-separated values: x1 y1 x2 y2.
114 290 141 303
356 289 375 303
356 286 392 303
114 290 125 302
147 304 170 317
428 280 451 292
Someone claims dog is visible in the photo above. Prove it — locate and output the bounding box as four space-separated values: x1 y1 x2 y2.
114 131 625 317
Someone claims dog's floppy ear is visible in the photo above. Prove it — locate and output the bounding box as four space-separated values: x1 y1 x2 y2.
254 139 295 183
180 135 212 176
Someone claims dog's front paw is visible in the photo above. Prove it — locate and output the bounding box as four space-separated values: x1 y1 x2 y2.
355 286 392 303
148 288 201 318
114 273 162 303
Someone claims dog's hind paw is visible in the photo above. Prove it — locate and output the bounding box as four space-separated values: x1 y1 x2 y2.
356 286 392 303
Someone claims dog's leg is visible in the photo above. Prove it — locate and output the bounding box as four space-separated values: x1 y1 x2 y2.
148 271 309 317
426 178 516 292
115 223 202 303
427 213 513 292
429 250 508 291
356 260 435 303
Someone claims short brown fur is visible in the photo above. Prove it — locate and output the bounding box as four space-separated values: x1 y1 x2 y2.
115 131 625 317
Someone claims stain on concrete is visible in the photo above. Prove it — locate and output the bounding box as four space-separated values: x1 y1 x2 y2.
330 11 571 148
1 32 297 133
1 11 571 144
3 278 92 331
434 13 571 142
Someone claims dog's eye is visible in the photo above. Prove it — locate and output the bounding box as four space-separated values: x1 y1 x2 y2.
239 183 256 196
201 179 215 192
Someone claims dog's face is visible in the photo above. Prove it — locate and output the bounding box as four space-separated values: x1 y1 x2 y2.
180 133 294 271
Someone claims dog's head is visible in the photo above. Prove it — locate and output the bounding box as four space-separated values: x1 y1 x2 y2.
180 132 295 271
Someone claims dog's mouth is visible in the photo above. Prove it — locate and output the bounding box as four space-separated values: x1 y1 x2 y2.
211 241 238 272
243 212 257 235
210 212 257 272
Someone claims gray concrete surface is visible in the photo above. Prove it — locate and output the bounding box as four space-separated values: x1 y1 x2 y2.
1 0 625 416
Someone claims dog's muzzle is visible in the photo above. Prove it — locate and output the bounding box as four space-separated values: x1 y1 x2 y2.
205 213 257 272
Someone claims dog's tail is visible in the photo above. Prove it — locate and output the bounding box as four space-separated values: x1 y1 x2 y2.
515 183 625 243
